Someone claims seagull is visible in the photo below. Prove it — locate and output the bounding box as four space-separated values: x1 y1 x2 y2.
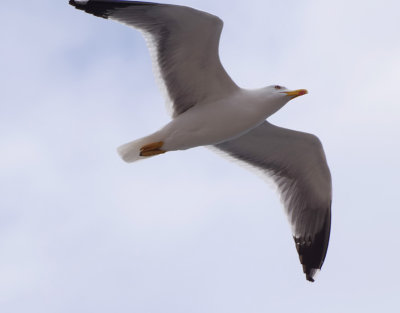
70 0 332 282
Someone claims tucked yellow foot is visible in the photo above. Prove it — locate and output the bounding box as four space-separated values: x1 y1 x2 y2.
140 141 163 152
140 141 166 157
140 149 166 157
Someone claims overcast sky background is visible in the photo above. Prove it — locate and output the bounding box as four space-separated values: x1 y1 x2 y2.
1 0 400 312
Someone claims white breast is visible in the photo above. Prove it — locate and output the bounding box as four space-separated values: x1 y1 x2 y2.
160 89 273 151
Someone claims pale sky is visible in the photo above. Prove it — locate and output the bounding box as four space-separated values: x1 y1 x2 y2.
1 1 400 312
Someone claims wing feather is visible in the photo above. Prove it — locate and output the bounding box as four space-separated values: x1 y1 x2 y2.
70 0 239 116
215 121 332 282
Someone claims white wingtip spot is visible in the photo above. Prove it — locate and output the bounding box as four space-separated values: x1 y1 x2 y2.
306 268 320 282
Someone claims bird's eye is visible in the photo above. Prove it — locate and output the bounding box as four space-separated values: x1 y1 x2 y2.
274 85 282 90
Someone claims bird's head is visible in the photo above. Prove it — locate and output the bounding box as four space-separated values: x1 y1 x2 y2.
255 85 308 116
265 85 308 104
264 85 308 105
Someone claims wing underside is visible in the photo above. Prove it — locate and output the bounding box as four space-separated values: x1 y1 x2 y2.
215 121 332 282
70 0 238 116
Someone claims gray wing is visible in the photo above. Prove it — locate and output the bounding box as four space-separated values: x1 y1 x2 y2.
70 0 239 117
215 121 332 282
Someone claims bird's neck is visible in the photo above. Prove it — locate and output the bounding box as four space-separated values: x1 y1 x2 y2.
247 89 287 119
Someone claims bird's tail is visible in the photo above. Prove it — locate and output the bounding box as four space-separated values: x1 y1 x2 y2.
117 131 164 163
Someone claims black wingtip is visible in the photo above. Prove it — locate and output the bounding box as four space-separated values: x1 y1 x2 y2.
306 275 315 283
294 208 331 282
69 0 113 18
69 0 157 18
69 1 89 12
69 0 84 8
304 267 318 282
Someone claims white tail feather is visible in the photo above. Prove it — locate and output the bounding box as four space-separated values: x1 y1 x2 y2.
117 132 163 163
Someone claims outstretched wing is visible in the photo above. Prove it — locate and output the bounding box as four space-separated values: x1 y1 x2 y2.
215 121 332 282
70 0 239 117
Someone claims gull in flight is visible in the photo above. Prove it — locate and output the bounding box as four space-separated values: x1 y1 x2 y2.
70 0 332 282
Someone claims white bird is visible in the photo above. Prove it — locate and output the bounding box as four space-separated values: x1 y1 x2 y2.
70 0 332 282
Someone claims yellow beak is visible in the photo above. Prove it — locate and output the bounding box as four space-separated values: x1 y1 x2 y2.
284 89 308 99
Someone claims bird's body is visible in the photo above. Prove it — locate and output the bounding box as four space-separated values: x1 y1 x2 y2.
70 0 332 282
137 88 286 152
